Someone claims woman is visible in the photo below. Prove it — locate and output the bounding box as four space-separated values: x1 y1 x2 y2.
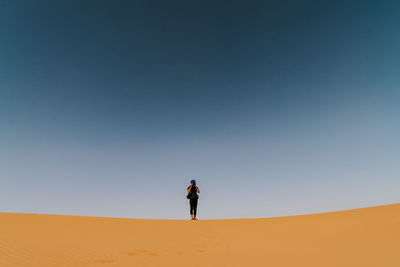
187 179 200 220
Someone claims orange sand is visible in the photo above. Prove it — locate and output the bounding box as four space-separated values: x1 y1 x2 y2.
0 203 399 266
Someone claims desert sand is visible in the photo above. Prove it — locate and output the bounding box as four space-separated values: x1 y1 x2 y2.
0 203 399 266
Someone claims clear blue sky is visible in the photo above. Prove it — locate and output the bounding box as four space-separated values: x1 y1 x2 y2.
1 0 399 219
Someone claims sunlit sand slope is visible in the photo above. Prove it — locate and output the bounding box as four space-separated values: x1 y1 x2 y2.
0 204 399 266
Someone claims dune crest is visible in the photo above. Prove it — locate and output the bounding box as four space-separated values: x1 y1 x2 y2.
0 204 399 266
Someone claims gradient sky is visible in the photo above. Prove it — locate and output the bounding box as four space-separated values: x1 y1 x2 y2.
1 0 399 219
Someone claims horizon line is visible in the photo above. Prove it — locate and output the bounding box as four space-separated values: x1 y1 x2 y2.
1 202 398 222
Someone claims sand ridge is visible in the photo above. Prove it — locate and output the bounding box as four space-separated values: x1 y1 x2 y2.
0 203 399 266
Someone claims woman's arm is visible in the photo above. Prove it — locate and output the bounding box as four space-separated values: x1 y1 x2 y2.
196 186 200 193
187 184 193 193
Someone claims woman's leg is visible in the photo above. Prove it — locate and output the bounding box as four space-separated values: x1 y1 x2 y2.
190 199 194 219
192 199 198 219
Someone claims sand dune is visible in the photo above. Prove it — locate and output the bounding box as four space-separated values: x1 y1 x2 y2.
0 204 399 266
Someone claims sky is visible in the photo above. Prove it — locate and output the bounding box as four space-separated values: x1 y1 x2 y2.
0 0 399 219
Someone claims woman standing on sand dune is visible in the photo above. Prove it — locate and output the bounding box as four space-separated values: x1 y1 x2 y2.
187 179 200 220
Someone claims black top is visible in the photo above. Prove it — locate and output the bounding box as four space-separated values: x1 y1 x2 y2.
187 184 199 198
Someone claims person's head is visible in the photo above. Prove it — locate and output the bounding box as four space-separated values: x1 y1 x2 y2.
191 179 196 185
